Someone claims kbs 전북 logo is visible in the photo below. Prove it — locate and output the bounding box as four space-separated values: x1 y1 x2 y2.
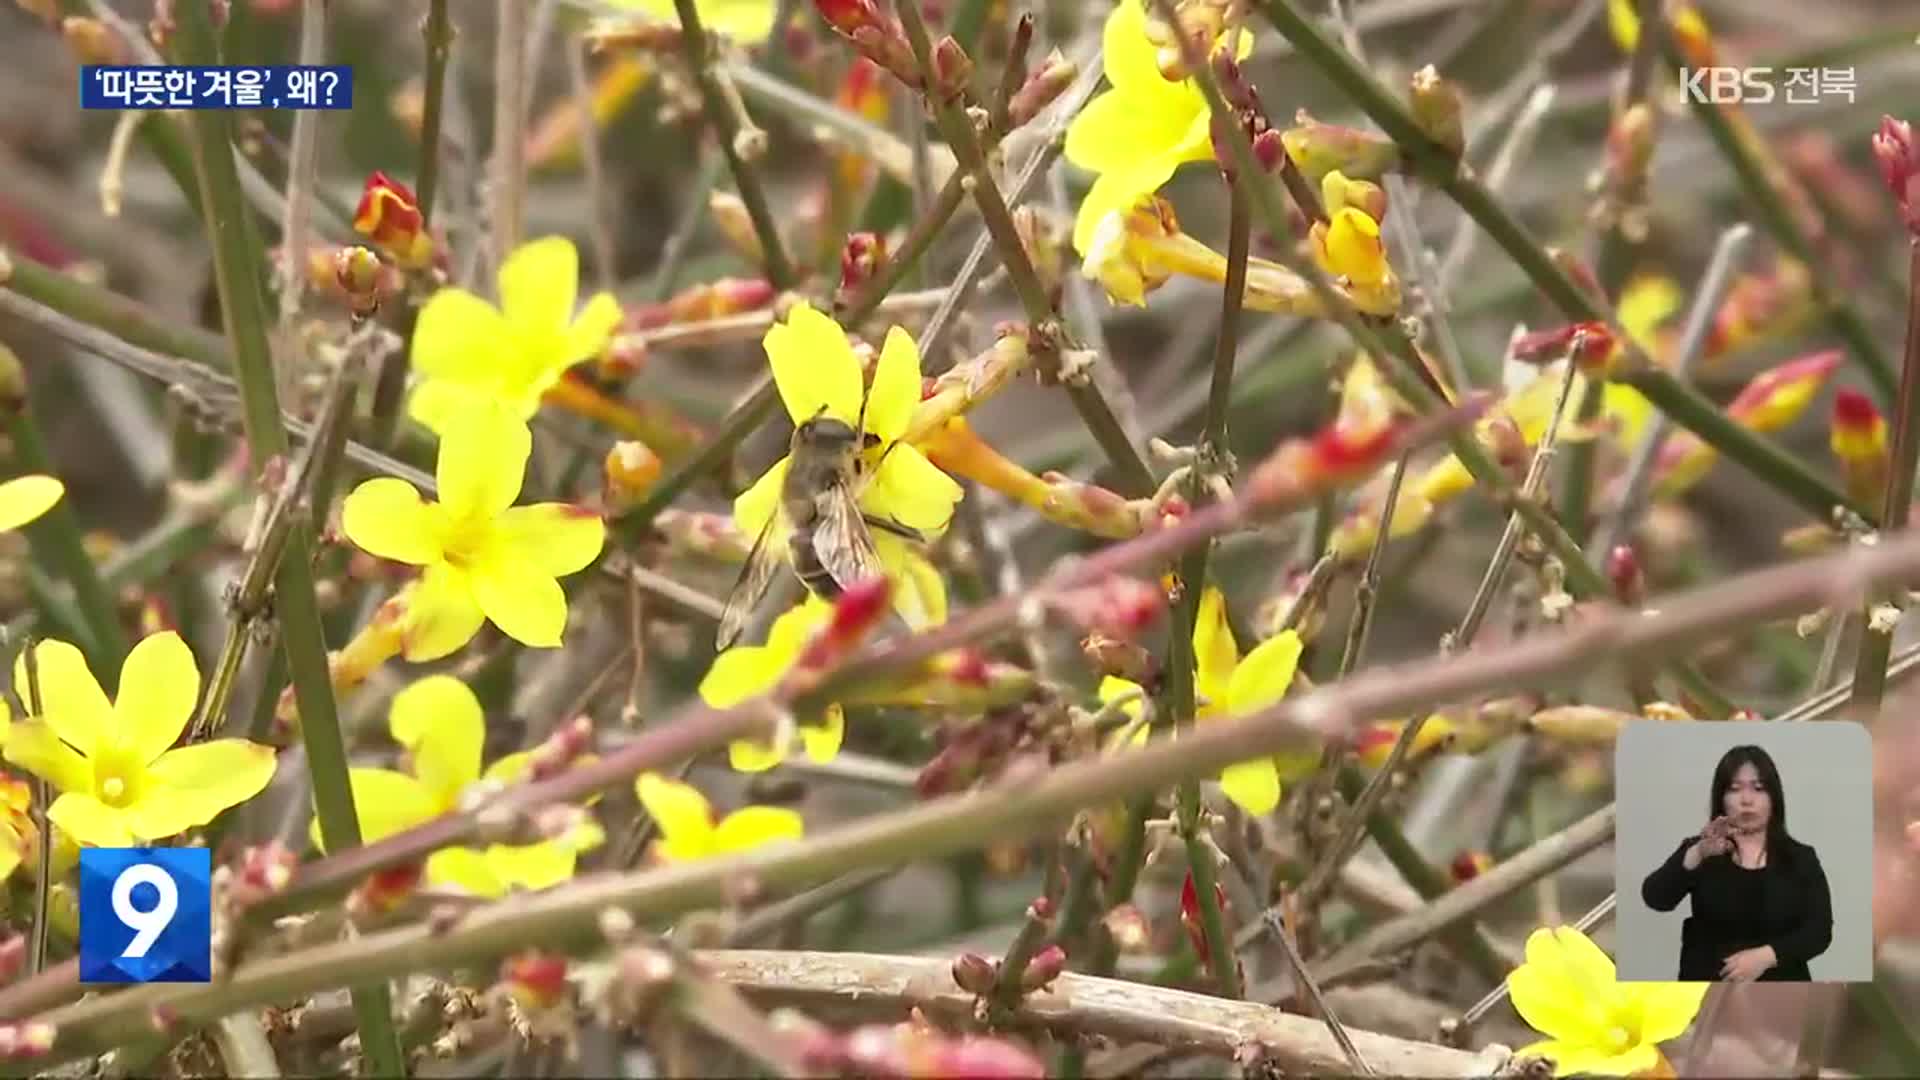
77 848 213 984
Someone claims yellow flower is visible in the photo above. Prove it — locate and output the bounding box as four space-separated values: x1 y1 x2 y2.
1099 587 1312 815
319 675 603 898
698 597 847 772
1064 1 1249 256
2 634 278 847
606 0 779 42
1509 925 1707 1076
0 773 79 884
407 236 622 437
635 771 803 863
734 302 962 633
0 475 64 533
341 408 606 661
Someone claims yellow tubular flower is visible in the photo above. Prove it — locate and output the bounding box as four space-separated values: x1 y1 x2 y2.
607 0 779 42
1064 1 1249 256
734 303 962 632
2 634 278 848
407 236 623 437
1509 925 1708 1076
0 474 65 533
635 772 803 863
1099 587 1312 815
699 598 847 772
341 408 606 661
316 675 603 898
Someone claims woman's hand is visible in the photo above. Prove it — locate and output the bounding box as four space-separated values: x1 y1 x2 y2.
1720 945 1777 981
1685 815 1735 868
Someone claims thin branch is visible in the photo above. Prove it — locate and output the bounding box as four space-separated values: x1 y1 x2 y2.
1588 222 1755 562
700 950 1510 1076
1849 239 1920 715
490 0 529 273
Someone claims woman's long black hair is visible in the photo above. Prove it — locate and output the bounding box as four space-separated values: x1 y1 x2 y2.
1709 744 1799 871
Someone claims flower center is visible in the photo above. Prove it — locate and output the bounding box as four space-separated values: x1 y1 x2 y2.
97 771 133 808
1605 1023 1636 1051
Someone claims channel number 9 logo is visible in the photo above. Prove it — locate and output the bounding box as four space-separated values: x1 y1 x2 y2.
78 848 212 983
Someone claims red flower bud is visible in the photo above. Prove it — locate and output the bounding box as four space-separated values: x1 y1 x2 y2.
502 950 570 1011
1449 850 1493 883
1019 944 1067 992
352 171 434 270
951 951 998 995
1606 544 1644 605
1871 115 1920 237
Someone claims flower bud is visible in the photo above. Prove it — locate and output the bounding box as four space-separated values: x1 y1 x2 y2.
813 0 920 90
838 231 885 302
1606 544 1644 605
603 440 662 510
1251 128 1286 174
1511 321 1615 372
347 861 423 919
1321 170 1387 223
1282 111 1400 182
1082 631 1155 684
1019 944 1067 992
1831 386 1889 511
502 950 570 1011
351 172 433 270
1008 49 1076 129
1178 873 1229 970
61 16 130 64
931 35 972 103
333 245 384 319
1408 65 1464 158
951 952 998 995
1449 850 1492 883
1871 115 1920 238
1606 102 1657 188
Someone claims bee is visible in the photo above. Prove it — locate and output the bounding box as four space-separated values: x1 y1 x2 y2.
715 387 924 651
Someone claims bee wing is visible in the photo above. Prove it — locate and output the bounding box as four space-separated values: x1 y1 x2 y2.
716 515 784 651
813 484 887 594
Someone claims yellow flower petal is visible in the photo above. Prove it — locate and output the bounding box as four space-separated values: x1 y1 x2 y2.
711 805 804 854
1098 675 1146 719
1634 982 1710 1043
399 563 488 663
3 721 92 794
137 739 279 839
483 841 580 892
1098 0 1164 94
610 0 780 43
427 846 506 897
408 378 497 435
388 674 485 805
115 631 201 765
471 562 570 648
436 408 531 526
1509 927 1610 1044
48 793 133 848
1073 158 1187 257
562 292 624 372
635 772 714 860
1192 587 1239 713
0 475 64 533
500 236 581 337
323 767 439 849
1619 275 1681 350
866 444 963 533
863 326 922 444
1226 630 1303 716
733 456 791 543
411 288 512 382
1065 84 1202 177
1321 208 1386 287
487 504 605 577
799 704 844 763
15 639 110 757
341 478 446 565
874 531 948 631
766 302 863 426
728 734 788 773
1219 758 1280 815
701 643 789 710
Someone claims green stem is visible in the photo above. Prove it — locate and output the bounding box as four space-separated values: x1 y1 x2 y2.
1254 0 1870 519
672 0 798 290
172 2 401 1073
1649 23 1896 399
1848 241 1920 715
413 0 453 226
1 404 129 679
1 255 229 372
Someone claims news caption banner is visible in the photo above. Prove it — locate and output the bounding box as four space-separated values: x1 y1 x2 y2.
79 65 351 110
1679 65 1856 105
78 848 213 984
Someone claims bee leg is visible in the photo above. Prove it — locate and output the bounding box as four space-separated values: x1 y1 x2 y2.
861 513 926 542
